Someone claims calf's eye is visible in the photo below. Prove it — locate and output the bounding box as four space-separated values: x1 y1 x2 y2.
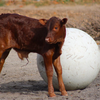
55 27 58 30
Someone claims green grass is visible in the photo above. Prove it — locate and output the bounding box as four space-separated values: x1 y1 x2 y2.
24 1 33 5
0 1 5 7
25 0 100 7
75 0 100 4
31 1 50 7
0 0 100 7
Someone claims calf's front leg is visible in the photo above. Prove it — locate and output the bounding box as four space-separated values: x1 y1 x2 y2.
53 56 68 96
43 52 56 97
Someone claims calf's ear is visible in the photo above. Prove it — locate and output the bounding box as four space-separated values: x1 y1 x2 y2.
61 18 68 25
39 19 47 25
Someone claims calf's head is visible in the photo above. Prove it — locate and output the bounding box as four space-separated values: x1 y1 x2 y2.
41 17 67 44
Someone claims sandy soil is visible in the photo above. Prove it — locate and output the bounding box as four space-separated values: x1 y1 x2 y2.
0 4 100 100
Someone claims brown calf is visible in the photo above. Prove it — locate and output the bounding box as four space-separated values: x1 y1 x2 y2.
0 13 68 97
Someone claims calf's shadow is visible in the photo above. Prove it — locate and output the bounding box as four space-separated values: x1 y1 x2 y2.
0 80 48 94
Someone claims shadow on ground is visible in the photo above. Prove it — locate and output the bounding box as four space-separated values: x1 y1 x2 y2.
0 80 48 93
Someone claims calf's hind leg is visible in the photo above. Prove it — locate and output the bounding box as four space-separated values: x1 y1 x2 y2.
0 48 11 73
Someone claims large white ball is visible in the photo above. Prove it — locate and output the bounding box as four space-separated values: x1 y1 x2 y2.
37 28 100 90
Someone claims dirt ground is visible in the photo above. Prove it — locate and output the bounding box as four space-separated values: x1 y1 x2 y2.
0 4 100 100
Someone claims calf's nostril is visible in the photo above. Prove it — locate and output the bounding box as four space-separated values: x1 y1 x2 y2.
45 38 50 42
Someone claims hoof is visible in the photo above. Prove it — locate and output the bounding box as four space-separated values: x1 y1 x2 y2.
49 93 56 97
61 91 68 96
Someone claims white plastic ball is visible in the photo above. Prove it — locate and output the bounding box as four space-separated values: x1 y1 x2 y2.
37 28 100 90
